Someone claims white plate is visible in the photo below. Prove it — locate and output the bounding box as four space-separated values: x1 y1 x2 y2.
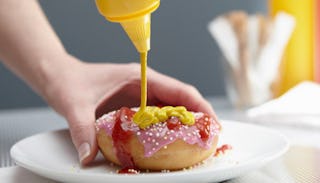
10 120 289 183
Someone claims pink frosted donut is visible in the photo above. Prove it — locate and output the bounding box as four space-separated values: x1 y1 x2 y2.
95 107 221 171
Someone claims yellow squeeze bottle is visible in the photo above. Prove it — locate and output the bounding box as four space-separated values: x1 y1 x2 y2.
95 0 160 53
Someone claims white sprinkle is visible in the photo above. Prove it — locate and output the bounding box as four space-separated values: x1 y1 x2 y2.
183 137 187 141
169 137 173 141
164 146 167 149
155 142 159 146
152 139 156 143
142 140 146 144
187 133 191 136
164 136 168 140
156 133 160 137
136 132 141 136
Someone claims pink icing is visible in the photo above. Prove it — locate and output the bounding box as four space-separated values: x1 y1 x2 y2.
96 110 220 157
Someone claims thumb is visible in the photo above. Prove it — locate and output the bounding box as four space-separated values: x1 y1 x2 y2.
67 110 98 165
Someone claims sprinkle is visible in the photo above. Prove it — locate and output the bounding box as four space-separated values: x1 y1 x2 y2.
156 133 160 137
183 137 187 141
161 169 170 173
169 137 173 141
136 132 141 136
164 136 167 140
152 139 156 143
163 146 167 149
155 142 159 146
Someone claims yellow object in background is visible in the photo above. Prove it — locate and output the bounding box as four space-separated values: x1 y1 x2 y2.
316 0 320 83
95 0 160 53
269 0 315 96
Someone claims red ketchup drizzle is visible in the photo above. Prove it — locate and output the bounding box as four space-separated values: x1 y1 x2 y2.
195 113 212 141
166 117 182 130
112 107 138 173
214 144 232 156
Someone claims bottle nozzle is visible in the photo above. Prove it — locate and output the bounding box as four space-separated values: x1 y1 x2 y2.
120 14 151 53
95 0 159 53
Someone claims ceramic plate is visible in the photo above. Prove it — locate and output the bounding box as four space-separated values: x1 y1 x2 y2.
11 120 289 183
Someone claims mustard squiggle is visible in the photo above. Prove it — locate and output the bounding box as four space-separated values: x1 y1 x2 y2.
133 106 195 129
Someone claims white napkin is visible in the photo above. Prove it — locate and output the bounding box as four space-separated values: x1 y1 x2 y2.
247 82 320 128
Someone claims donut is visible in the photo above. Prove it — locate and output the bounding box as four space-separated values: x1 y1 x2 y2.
95 107 221 171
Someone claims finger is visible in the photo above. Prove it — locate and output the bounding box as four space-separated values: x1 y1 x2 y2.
149 71 216 117
67 108 98 165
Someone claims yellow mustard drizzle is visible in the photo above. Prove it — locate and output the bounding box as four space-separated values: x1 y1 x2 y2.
140 52 148 111
133 52 195 129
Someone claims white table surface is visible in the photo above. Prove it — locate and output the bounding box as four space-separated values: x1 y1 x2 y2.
1 97 320 182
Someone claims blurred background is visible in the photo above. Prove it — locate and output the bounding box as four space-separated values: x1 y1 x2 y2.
0 0 267 109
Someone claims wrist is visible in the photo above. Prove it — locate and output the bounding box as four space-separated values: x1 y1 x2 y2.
38 53 82 111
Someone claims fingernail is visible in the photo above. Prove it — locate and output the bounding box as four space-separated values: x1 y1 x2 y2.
78 142 91 163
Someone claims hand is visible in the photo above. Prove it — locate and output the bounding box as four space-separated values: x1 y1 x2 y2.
44 54 215 165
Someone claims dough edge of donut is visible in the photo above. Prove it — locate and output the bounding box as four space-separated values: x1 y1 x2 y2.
97 129 219 170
